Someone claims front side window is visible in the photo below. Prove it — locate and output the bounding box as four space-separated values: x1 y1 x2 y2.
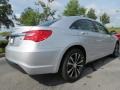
94 22 109 34
70 19 96 32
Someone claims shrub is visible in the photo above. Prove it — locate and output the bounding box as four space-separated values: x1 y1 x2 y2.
0 40 8 48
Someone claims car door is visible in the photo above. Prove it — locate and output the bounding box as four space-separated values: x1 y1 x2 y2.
93 22 115 55
70 19 105 62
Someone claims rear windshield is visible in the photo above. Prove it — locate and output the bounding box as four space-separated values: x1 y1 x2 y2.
39 19 59 26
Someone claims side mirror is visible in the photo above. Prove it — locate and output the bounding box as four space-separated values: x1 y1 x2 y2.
110 30 117 35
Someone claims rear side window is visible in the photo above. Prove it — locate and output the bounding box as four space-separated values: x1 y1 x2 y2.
70 19 96 32
94 22 109 34
39 19 59 26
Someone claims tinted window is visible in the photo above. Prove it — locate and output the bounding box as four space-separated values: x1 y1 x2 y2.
70 19 96 31
39 19 59 26
94 22 109 34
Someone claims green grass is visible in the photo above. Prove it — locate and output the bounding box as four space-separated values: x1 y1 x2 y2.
0 32 10 36
108 28 120 33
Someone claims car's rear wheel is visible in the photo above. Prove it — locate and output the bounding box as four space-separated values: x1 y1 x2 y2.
61 48 85 82
112 42 119 57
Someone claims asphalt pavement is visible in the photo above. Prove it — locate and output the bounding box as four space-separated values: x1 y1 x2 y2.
0 56 120 90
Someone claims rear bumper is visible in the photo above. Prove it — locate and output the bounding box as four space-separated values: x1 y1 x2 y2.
5 46 61 75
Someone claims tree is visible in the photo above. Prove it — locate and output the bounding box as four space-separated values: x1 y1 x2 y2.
36 0 56 21
100 13 110 25
20 7 41 26
0 0 14 28
63 0 86 16
86 8 97 20
63 0 80 16
79 7 86 16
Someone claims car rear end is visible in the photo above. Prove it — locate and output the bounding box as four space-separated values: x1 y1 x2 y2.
115 33 120 40
5 26 61 75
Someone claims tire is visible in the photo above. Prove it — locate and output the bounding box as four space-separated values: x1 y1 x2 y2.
61 48 86 82
112 42 119 57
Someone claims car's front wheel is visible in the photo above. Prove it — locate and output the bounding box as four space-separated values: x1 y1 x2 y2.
61 48 85 82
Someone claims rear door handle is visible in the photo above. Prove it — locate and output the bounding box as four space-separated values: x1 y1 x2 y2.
106 35 111 38
80 32 88 35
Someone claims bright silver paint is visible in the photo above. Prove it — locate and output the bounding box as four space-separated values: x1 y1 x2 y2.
5 16 118 75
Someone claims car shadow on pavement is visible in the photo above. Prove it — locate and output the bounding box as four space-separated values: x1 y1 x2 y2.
81 56 118 78
31 55 119 86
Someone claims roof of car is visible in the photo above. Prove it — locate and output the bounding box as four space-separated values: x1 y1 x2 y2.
50 16 101 29
62 16 97 22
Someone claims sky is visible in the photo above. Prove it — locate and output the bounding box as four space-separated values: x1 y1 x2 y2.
9 0 120 27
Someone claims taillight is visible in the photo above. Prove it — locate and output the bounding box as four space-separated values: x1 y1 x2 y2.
23 30 52 42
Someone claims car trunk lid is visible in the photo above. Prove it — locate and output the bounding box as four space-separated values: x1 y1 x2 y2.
9 26 52 46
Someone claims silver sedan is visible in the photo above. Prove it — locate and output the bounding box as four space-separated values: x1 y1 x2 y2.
5 16 119 82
